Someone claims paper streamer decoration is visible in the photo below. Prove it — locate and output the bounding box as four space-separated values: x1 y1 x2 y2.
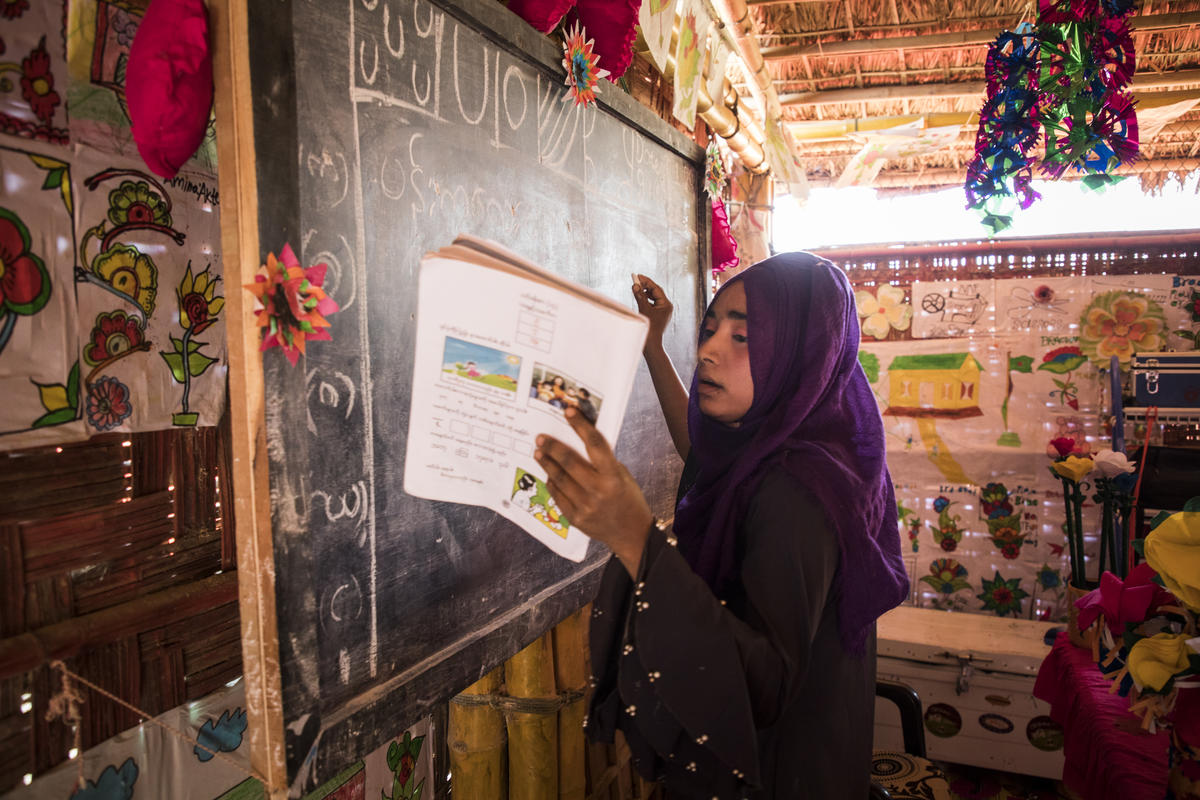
638 0 677 74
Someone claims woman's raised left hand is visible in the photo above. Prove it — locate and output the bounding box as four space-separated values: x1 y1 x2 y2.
536 408 654 576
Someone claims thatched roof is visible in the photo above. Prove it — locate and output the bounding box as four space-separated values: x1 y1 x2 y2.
723 0 1200 193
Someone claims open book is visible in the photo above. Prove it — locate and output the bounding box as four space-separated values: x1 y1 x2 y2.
404 235 649 561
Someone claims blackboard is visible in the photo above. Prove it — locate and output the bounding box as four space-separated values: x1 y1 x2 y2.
245 0 707 792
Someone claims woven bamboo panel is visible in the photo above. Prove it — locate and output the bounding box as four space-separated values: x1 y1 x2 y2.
0 419 241 794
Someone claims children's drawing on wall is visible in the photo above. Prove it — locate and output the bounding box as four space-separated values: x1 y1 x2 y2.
528 363 602 423
383 730 426 800
0 145 84 448
74 157 226 431
853 283 913 341
0 0 69 144
1078 289 1166 367
995 277 1079 334
996 352 1032 446
1031 563 1068 622
883 352 983 483
919 558 973 612
911 280 994 339
1167 276 1200 350
510 468 570 539
977 570 1029 618
980 482 1028 560
195 708 248 762
1037 345 1088 410
439 336 521 396
73 756 139 800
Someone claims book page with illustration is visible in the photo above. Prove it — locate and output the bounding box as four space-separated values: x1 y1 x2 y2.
404 237 649 561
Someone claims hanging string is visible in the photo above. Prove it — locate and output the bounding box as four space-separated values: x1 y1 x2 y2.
44 661 86 791
44 661 267 787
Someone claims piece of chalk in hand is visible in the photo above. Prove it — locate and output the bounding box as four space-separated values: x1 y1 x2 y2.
631 272 641 290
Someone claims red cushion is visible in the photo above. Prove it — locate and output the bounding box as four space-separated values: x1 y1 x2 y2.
507 0 577 33
126 0 213 179
564 0 641 80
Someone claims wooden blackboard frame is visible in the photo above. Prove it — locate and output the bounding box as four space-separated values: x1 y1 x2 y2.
214 0 709 795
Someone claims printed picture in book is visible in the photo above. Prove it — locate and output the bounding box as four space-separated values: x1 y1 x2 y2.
528 363 602 423
440 336 520 396
510 468 570 539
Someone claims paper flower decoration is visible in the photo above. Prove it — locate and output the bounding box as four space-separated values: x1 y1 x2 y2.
561 21 609 107
854 285 912 340
1052 455 1094 483
1074 567 1163 634
245 244 339 366
1091 448 1137 478
1093 17 1136 90
1128 634 1194 692
1144 505 1200 612
710 198 738 274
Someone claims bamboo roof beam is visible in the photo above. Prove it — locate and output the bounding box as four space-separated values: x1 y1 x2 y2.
761 11 1200 60
784 89 1200 140
780 68 1200 106
806 158 1200 188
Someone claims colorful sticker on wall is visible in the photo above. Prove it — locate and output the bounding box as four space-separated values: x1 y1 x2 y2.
924 703 963 738
855 284 913 341
1078 290 1165 367
977 571 1029 618
0 0 69 145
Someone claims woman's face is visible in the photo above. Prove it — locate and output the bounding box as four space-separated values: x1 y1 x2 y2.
696 281 753 425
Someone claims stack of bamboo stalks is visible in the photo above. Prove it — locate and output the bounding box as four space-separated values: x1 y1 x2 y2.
448 606 661 800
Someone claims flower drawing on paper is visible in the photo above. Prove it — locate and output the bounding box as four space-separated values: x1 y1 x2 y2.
384 730 426 800
1078 290 1166 367
18 37 60 125
897 500 921 552
0 206 51 356
91 244 159 316
87 375 133 431
160 263 224 426
929 495 965 552
854 284 912 340
85 310 148 366
988 516 1027 559
1169 288 1200 348
245 244 339 366
1038 345 1087 409
977 571 1029 617
177 262 224 334
1035 564 1063 591
676 10 702 93
920 558 971 595
107 180 173 228
980 482 1014 519
561 21 609 107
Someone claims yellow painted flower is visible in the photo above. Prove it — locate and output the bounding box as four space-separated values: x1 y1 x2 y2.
1144 510 1200 612
177 263 225 333
855 284 913 340
1079 291 1165 366
1051 455 1094 483
92 244 158 316
1128 633 1194 692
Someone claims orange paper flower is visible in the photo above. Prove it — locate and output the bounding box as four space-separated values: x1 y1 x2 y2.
245 244 339 366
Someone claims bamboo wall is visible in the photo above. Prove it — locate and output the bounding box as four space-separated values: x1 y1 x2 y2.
449 607 663 800
0 416 241 792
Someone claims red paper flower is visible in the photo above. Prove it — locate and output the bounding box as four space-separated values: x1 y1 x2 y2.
1049 437 1076 459
20 38 61 125
561 21 609 107
245 244 339 366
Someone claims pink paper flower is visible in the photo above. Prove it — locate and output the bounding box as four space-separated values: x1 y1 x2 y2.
1074 564 1177 635
245 244 339 366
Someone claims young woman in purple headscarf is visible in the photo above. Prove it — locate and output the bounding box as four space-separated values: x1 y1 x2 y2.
534 252 909 799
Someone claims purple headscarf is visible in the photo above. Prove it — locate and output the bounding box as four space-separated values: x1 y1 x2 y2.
673 252 908 654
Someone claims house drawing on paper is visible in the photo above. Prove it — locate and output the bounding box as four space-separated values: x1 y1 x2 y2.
885 353 984 418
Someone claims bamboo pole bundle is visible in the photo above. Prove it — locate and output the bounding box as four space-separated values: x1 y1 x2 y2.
553 607 589 800
449 667 507 800
506 632 559 800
